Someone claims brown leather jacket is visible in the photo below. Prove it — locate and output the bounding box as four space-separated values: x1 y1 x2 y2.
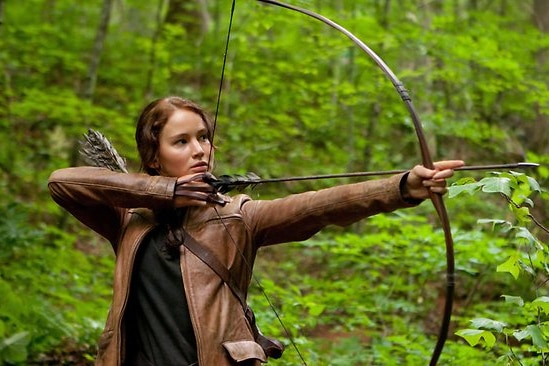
48 167 417 366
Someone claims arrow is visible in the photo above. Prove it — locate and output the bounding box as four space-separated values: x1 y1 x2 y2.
210 162 539 193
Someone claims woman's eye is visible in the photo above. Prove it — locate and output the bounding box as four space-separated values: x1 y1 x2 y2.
199 135 209 142
178 139 188 145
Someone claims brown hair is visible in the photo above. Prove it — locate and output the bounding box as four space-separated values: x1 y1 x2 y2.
135 96 214 175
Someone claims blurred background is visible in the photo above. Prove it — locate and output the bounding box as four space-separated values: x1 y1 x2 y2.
1 1 549 364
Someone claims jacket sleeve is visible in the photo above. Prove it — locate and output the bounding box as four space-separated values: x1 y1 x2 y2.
242 173 422 247
48 167 177 243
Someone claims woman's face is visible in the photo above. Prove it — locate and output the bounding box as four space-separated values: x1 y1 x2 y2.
153 108 213 177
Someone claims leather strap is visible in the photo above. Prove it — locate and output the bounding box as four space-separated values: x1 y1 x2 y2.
181 230 247 309
181 230 285 360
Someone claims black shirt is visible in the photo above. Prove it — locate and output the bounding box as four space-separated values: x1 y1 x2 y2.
125 227 198 366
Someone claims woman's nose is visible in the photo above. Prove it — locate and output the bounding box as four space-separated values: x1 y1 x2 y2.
191 139 205 158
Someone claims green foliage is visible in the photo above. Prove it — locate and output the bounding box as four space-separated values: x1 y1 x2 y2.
1 0 549 364
451 173 549 364
0 202 112 364
0 332 30 364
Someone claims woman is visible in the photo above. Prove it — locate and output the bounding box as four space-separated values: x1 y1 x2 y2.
48 96 464 366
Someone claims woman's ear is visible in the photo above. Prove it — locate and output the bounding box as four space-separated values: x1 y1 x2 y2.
147 159 161 174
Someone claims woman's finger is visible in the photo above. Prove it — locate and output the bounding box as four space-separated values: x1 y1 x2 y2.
432 160 465 171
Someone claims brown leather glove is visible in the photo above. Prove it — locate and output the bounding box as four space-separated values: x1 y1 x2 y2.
174 173 230 207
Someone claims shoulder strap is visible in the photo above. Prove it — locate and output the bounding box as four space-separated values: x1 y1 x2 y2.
181 230 286 359
181 230 247 309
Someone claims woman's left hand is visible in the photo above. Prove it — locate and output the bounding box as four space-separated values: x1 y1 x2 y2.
174 173 231 207
404 160 465 200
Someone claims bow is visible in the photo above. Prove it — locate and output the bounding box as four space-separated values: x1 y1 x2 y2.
253 1 454 364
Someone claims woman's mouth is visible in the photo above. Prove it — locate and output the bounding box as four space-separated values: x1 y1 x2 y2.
191 162 209 172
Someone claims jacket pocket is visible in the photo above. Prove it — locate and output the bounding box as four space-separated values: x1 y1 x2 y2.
222 340 267 363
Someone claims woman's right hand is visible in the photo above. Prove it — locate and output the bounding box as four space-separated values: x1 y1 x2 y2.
174 173 230 207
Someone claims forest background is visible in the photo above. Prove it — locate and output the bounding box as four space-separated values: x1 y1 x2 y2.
1 0 549 365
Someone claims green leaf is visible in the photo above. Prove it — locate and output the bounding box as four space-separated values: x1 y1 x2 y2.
0 331 30 363
469 318 507 332
513 325 548 349
497 254 521 279
448 182 481 198
528 325 548 349
511 206 531 224
531 296 549 315
501 295 524 307
477 219 513 232
526 176 542 193
307 302 326 317
513 329 529 341
478 177 512 196
515 227 543 250
455 329 496 348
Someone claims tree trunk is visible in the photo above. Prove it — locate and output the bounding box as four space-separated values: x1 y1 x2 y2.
530 0 549 154
165 0 211 41
82 0 113 101
60 0 114 229
529 0 549 235
533 0 549 31
144 0 169 100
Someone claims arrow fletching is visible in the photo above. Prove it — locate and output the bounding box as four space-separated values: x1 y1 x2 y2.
79 129 128 173
206 172 262 194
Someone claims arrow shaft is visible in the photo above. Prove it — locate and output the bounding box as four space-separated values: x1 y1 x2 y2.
227 162 538 186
